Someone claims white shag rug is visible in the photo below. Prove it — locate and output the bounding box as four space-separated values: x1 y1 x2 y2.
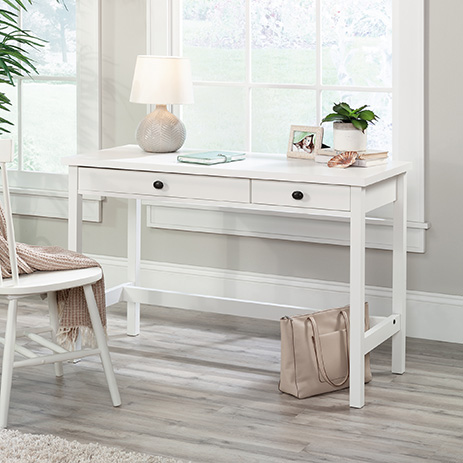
0 429 187 463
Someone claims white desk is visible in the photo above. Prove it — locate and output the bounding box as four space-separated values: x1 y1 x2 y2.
64 144 410 408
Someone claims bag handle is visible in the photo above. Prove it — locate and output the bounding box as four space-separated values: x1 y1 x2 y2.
308 310 350 388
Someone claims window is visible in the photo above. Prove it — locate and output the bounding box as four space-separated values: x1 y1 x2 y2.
1 0 77 174
0 0 101 221
147 0 426 252
181 0 393 156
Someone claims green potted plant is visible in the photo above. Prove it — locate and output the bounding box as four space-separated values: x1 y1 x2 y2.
321 102 379 152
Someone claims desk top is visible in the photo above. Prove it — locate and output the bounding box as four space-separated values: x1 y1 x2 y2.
63 145 410 188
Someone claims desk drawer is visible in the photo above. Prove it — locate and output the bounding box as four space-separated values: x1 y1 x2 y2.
252 180 350 211
79 168 250 203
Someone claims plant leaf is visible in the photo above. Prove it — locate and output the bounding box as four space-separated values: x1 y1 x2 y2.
358 110 378 122
321 113 350 123
333 102 354 116
0 58 14 85
351 119 368 132
338 102 352 113
355 105 368 113
0 0 54 133
3 0 30 11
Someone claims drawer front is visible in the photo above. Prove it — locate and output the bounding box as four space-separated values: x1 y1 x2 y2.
252 180 350 211
79 168 250 203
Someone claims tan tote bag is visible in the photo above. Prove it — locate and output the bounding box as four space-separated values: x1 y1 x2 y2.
279 304 372 399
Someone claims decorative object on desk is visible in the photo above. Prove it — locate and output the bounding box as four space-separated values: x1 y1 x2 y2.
318 148 389 160
327 150 358 168
177 151 245 165
279 304 372 399
353 157 389 167
130 55 194 153
287 125 324 160
321 102 379 152
316 148 389 168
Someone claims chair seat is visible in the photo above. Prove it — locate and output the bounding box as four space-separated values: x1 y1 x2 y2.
0 267 102 297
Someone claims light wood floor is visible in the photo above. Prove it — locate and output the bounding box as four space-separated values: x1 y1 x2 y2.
1 297 462 463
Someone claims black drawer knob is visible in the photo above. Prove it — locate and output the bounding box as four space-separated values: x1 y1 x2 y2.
153 180 164 190
292 190 304 200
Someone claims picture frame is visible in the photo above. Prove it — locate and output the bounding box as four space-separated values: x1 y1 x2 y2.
287 125 324 160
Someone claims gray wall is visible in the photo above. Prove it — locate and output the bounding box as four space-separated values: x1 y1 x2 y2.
412 0 463 296
15 0 463 298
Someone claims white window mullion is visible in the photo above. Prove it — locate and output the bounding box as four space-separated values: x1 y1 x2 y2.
76 0 101 153
20 75 76 82
392 0 425 224
315 0 322 125
193 81 391 93
17 6 24 171
147 0 171 55
17 78 23 171
172 0 182 56
245 0 252 152
171 0 182 120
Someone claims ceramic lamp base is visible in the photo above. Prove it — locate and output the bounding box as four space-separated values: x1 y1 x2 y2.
136 104 186 153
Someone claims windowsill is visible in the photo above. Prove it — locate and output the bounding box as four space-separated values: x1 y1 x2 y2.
2 170 102 222
7 187 102 222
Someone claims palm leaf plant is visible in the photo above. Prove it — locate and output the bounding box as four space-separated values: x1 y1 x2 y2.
0 0 45 134
321 102 379 133
0 0 65 135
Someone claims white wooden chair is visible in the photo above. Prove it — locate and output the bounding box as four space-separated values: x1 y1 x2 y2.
0 139 121 428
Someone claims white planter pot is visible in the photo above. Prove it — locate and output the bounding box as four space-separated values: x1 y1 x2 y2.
333 122 367 152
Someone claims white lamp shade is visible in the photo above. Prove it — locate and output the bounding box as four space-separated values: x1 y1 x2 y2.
130 55 194 105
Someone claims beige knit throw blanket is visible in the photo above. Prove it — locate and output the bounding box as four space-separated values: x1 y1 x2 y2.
0 206 106 349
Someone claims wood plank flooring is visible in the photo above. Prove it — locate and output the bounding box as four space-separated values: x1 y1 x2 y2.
1 297 462 463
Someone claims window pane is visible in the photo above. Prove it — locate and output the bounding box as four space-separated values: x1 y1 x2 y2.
321 91 392 152
252 88 316 153
22 81 76 173
251 0 316 84
181 1 393 157
22 0 76 77
183 86 246 151
321 0 392 87
183 0 246 82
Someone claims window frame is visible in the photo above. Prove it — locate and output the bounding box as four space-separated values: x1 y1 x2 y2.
179 0 394 154
145 0 427 252
3 0 102 222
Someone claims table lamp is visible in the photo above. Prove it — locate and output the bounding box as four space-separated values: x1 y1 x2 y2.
130 55 194 153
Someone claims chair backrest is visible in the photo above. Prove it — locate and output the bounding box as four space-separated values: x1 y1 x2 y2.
0 139 19 285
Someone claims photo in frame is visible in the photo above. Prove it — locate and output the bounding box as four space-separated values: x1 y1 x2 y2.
287 125 324 160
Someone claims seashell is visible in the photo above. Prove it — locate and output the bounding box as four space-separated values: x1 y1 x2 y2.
327 151 358 168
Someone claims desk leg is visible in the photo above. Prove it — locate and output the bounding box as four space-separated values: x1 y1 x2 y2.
392 173 407 373
349 187 366 408
68 166 82 253
127 199 141 336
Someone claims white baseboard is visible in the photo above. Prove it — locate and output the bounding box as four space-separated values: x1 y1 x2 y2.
92 254 463 345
